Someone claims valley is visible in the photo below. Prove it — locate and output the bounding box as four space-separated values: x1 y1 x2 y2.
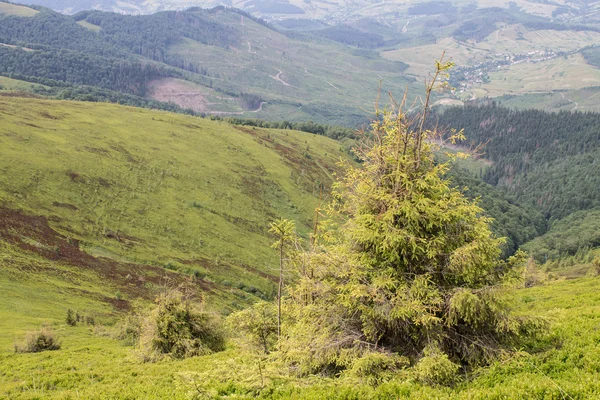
2 0 600 398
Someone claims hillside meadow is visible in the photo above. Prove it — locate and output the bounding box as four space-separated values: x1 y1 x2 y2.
1 96 600 399
2 257 600 399
0 95 348 311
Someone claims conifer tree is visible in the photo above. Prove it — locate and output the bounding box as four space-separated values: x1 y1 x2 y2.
279 58 545 378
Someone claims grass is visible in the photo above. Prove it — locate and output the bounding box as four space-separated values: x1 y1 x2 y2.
0 1 38 17
0 95 348 311
497 86 600 112
2 255 600 399
77 20 102 32
1 96 600 398
0 76 45 91
483 53 600 96
383 24 600 108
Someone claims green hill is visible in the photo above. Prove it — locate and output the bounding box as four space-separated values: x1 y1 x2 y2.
0 95 348 312
433 103 600 269
1 96 599 398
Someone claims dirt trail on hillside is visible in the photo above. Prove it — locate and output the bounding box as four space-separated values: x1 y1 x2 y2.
271 70 294 87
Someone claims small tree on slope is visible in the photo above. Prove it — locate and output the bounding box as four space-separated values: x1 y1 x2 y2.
278 60 546 379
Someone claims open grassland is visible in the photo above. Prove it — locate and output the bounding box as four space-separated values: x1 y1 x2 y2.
0 2 38 17
497 86 600 112
2 259 599 399
0 76 45 91
76 20 102 32
0 96 347 310
384 26 600 78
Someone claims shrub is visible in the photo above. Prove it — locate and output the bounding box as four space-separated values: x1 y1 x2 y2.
66 308 77 326
226 301 277 354
349 352 409 386
587 258 600 277
15 326 61 353
137 290 225 361
523 258 547 287
414 346 460 386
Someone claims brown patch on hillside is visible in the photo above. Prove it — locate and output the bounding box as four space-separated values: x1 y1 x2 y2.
0 207 213 309
241 264 278 283
146 78 209 113
233 125 335 192
52 202 78 211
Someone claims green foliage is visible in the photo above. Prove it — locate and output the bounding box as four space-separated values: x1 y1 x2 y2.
414 346 460 386
434 105 600 221
137 291 225 361
65 309 76 326
521 258 548 288
226 301 278 354
445 165 546 257
522 208 600 262
279 70 545 377
14 326 61 353
588 258 600 277
348 352 409 386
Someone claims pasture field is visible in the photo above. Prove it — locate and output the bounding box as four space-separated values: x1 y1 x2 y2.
483 53 600 96
2 250 600 399
0 95 347 311
0 2 38 17
76 20 102 32
0 76 45 91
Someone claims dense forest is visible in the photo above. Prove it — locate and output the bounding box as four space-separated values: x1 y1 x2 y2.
446 165 546 257
312 25 386 49
0 46 177 95
433 103 600 261
0 6 246 106
434 104 600 219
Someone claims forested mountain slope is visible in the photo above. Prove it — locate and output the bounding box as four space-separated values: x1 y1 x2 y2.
434 103 600 261
0 2 415 126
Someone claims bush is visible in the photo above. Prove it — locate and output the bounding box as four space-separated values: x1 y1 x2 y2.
414 346 460 386
349 352 409 386
137 290 225 361
15 326 61 353
588 258 600 277
226 301 277 354
66 308 77 326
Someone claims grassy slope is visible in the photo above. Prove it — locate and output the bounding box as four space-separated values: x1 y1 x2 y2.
164 9 418 124
2 264 599 398
0 2 38 17
0 96 347 310
0 76 45 90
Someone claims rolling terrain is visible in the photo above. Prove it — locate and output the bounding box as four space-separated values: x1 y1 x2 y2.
3 1 600 398
1 93 600 399
0 2 417 126
0 95 349 313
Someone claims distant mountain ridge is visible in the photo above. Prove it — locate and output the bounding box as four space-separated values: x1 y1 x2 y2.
0 2 415 126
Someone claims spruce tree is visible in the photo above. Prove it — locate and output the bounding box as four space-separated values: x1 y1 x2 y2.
279 59 546 378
